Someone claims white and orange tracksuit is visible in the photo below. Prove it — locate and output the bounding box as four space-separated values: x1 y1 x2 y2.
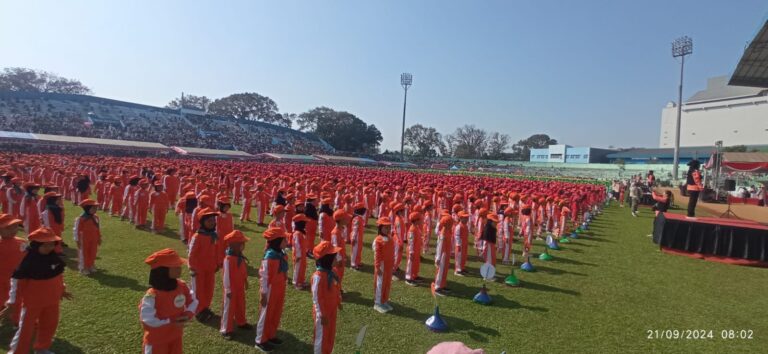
453 221 468 273
311 269 342 354
291 230 308 287
73 214 101 271
349 214 365 268
149 191 170 232
139 280 197 354
434 224 452 290
20 195 41 235
220 252 248 334
255 251 287 344
7 270 65 354
405 224 423 281
188 230 219 313
373 233 394 305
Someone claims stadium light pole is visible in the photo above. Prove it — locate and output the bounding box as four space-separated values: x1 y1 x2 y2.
671 36 692 182
400 73 412 161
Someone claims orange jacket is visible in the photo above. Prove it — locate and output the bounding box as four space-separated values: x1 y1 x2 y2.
310 270 341 320
686 170 703 192
319 213 334 242
149 191 169 212
189 231 220 272
0 237 26 287
73 215 101 244
139 280 196 345
373 235 394 270
222 254 248 294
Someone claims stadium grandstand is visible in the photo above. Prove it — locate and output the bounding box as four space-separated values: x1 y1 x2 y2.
0 91 334 155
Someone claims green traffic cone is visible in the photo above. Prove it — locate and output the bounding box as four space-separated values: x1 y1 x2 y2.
505 269 520 287
560 236 570 243
539 247 553 261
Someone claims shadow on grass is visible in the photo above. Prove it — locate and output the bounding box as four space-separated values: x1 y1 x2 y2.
521 279 581 296
91 269 146 292
0 326 85 353
548 256 598 267
386 302 501 341
491 293 549 313
60 246 80 272
534 265 587 277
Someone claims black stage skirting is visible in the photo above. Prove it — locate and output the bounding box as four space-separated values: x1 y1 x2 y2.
653 213 768 262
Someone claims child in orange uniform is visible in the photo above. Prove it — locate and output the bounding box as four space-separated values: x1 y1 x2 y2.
453 211 470 275
1 227 72 354
372 217 394 313
20 182 41 235
188 211 220 322
139 248 197 354
220 230 253 340
311 241 343 354
0 214 25 326
255 227 289 352
149 182 170 233
73 199 102 275
349 203 366 271
41 192 65 238
134 179 151 229
216 198 234 248
433 215 454 296
405 211 424 286
290 214 309 290
481 214 499 267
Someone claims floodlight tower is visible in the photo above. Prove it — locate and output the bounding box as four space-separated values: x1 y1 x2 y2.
400 73 413 161
671 36 693 182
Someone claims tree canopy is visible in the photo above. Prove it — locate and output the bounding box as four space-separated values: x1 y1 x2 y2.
166 94 211 112
510 134 558 161
298 107 382 153
208 92 291 127
403 124 444 157
0 67 91 94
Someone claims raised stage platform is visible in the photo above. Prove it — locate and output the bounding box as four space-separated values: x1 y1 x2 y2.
653 213 768 267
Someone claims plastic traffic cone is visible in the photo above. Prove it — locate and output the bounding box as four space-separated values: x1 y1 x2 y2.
538 247 553 261
425 305 448 332
505 269 520 287
473 284 492 305
521 256 535 272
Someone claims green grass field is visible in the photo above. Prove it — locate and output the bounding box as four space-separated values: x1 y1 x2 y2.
1 202 766 353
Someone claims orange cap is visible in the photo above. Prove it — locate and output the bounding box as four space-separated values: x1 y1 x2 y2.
292 214 309 222
457 211 470 218
144 248 187 269
439 215 453 227
28 227 61 243
333 210 348 221
43 191 62 199
376 217 392 226
313 240 342 259
217 197 231 204
79 199 98 207
353 202 366 210
263 227 287 241
321 198 333 205
223 230 250 244
408 212 422 223
393 203 405 213
273 205 285 214
0 214 23 228
487 213 499 223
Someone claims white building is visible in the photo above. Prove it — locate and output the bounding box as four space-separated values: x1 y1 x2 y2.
659 76 768 148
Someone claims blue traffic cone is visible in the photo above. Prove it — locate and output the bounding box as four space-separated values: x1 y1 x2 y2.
521 256 535 272
546 235 559 250
582 222 589 231
473 284 492 305
570 231 579 239
425 305 448 332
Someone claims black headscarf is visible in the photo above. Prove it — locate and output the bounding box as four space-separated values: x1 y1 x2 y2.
76 176 90 193
294 220 307 233
184 198 198 214
316 253 335 270
148 267 178 291
319 204 333 216
305 202 319 220
46 196 63 224
481 221 497 244
197 214 218 243
275 192 286 206
12 241 66 280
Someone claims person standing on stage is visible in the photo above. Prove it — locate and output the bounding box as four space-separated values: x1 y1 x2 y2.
685 160 703 217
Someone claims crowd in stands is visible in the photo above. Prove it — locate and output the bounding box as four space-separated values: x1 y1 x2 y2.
0 93 332 155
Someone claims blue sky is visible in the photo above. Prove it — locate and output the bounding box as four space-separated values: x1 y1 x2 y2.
1 0 766 151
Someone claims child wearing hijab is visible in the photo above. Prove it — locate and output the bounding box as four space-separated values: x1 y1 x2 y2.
1 227 72 354
41 192 65 238
311 241 343 354
291 214 309 290
372 217 394 313
73 199 102 275
139 248 197 354
216 198 234 260
220 231 252 340
20 182 41 235
255 227 289 352
0 214 25 327
188 211 220 322
482 214 499 267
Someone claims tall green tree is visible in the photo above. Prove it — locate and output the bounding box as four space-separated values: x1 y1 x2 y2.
166 94 211 111
208 92 284 125
403 124 444 157
298 107 382 153
486 132 511 159
510 134 558 161
446 125 488 159
0 67 91 94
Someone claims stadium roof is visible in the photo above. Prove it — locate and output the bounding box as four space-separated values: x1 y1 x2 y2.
729 17 768 88
313 155 377 164
607 147 715 160
171 146 253 158
379 161 418 168
686 76 765 103
254 153 321 162
719 152 768 172
0 131 169 150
